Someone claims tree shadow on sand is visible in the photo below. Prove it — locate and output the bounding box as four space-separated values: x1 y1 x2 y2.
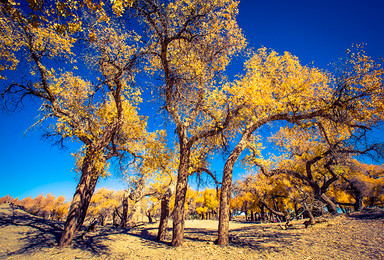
227 225 300 252
125 224 300 254
1 204 308 258
0 205 122 258
0 205 63 257
346 207 384 220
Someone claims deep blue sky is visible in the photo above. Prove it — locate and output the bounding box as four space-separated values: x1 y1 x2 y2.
1 0 384 201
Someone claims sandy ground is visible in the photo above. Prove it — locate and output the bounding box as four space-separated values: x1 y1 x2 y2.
0 204 383 259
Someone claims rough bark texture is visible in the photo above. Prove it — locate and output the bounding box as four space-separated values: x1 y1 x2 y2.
120 192 130 228
217 135 249 246
260 204 265 222
171 147 190 246
157 190 171 241
304 209 316 228
319 193 338 214
75 174 99 231
113 207 120 227
349 180 364 211
126 202 139 228
59 158 98 247
354 192 364 211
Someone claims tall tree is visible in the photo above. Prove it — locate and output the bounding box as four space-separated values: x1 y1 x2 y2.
217 48 333 245
133 0 246 246
217 45 384 245
0 0 155 247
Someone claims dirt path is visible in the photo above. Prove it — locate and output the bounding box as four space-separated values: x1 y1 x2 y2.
0 204 383 259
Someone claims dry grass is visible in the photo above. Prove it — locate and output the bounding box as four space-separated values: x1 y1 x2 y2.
0 204 383 259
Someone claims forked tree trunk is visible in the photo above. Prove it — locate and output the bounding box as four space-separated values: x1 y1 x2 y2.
157 190 171 241
59 157 99 247
171 146 190 247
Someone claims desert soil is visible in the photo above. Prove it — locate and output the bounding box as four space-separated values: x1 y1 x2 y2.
0 204 383 259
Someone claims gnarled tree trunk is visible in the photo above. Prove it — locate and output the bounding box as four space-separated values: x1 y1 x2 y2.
217 135 249 246
75 174 99 231
120 192 130 228
171 145 190 246
318 193 337 214
59 156 99 247
157 189 171 241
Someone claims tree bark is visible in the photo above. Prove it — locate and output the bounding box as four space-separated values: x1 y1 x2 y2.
59 157 98 247
217 135 249 246
171 146 190 246
319 193 338 214
147 212 153 223
120 192 130 228
113 207 121 227
260 204 265 222
100 215 107 226
126 202 139 228
354 192 363 211
294 202 302 220
157 190 171 241
75 174 99 231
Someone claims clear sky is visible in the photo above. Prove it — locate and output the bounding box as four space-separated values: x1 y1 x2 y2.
1 0 384 201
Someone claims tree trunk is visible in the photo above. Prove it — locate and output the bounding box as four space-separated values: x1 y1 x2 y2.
319 193 338 214
171 146 190 247
304 209 316 228
120 192 130 228
126 202 140 228
113 207 121 227
354 193 363 211
75 174 99 231
350 183 364 211
147 212 153 223
294 202 299 220
100 215 107 226
157 190 171 241
260 204 265 222
59 157 98 247
217 136 249 246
